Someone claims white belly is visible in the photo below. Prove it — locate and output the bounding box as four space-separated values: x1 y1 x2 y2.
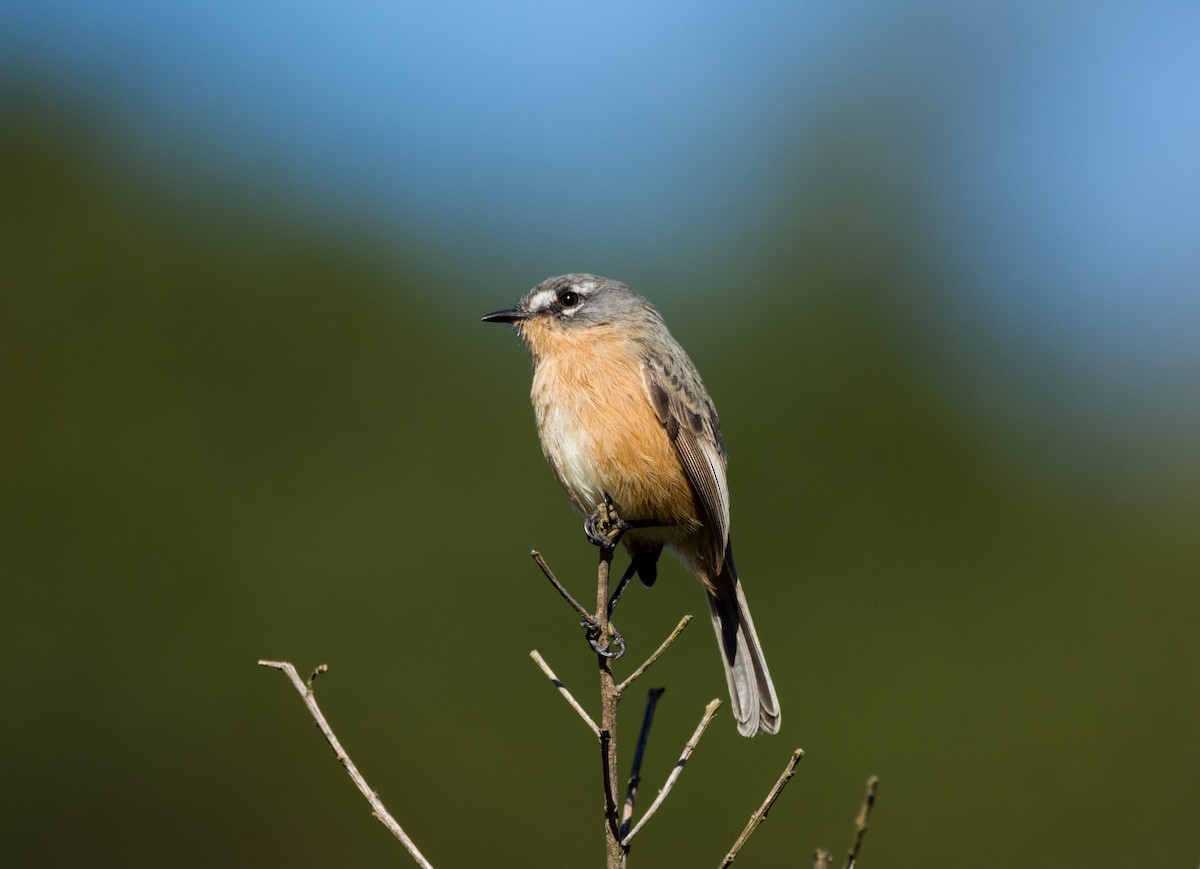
535 396 605 513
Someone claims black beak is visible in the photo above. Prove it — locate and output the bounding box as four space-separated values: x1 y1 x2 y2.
481 307 530 324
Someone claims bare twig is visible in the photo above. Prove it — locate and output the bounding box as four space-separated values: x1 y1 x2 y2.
720 747 805 866
620 698 722 846
531 546 625 868
307 663 329 687
616 615 693 696
257 660 435 869
595 542 616 654
844 775 879 869
619 687 665 839
595 542 625 869
531 549 594 625
599 728 622 846
529 649 600 736
532 536 712 868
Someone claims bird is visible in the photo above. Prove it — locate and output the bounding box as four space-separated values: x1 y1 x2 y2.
482 273 780 736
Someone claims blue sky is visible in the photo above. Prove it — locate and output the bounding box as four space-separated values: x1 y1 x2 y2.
3 2 1198 410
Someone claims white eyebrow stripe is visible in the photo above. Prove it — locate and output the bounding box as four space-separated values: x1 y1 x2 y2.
527 287 558 312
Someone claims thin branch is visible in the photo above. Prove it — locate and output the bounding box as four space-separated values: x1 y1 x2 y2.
594 542 625 869
843 775 879 869
619 698 722 846
595 542 616 654
529 546 625 868
531 549 595 625
619 687 665 839
719 747 805 867
599 728 622 844
616 615 693 696
529 649 600 736
257 660 435 869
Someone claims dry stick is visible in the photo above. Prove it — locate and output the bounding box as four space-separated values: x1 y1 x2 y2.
620 697 722 847
594 541 625 869
598 726 623 868
532 540 696 864
531 546 623 867
594 540 616 652
719 747 806 867
529 649 600 736
531 549 594 625
614 613 692 838
619 687 666 840
843 775 880 869
257 660 435 869
616 615 693 696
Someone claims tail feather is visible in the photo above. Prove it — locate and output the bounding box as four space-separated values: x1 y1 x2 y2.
706 559 780 737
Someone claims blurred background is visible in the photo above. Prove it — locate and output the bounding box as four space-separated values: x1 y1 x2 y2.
2 2 1198 866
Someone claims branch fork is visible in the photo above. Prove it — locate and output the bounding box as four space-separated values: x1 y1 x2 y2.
529 524 810 866
256 502 867 867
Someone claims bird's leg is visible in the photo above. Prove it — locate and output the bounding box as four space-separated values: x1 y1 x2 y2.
580 497 675 657
583 495 675 547
579 495 629 659
606 559 639 618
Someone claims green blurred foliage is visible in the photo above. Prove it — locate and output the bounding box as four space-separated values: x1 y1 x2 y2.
2 89 1197 868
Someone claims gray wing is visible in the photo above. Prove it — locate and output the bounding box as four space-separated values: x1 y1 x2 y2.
641 352 730 567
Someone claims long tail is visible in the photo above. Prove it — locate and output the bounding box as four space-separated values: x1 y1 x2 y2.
706 553 781 737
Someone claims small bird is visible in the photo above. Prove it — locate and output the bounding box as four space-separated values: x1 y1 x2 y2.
483 274 780 736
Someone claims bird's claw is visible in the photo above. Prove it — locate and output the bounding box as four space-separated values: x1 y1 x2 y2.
583 619 626 659
584 496 628 547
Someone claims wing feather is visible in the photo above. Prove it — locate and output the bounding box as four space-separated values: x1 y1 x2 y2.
641 354 729 566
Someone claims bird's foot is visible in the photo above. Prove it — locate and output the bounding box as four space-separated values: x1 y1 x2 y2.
583 495 629 547
583 495 674 547
584 619 626 659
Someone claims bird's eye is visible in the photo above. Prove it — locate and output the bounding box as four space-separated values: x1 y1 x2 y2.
558 290 580 308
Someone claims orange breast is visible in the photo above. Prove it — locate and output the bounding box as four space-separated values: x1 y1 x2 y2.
524 320 699 532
